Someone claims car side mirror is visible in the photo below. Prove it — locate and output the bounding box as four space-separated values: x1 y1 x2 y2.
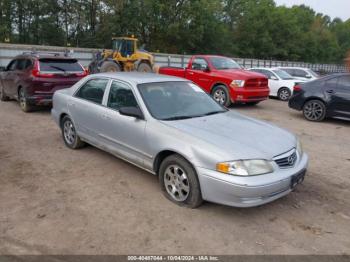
305 74 312 79
119 106 144 119
270 75 278 80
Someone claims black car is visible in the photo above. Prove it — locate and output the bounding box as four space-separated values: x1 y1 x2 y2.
289 73 350 121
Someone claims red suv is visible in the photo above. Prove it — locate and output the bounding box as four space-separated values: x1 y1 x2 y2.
0 52 88 112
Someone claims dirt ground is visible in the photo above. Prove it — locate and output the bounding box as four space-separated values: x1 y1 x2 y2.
0 98 349 255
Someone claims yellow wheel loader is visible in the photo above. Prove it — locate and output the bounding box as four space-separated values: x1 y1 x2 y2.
89 36 154 73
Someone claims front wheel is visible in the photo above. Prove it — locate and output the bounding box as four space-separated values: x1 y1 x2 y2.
303 100 326 121
159 154 203 208
212 85 231 107
61 116 85 149
278 87 291 101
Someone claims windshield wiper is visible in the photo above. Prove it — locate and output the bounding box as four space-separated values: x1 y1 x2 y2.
49 65 67 72
202 110 226 116
161 116 196 121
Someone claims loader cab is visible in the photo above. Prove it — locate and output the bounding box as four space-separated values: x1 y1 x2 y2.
112 37 137 58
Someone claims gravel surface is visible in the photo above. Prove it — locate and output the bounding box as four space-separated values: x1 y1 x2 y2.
0 98 349 255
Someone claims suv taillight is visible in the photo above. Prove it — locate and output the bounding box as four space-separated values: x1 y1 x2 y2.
31 60 54 78
294 85 302 92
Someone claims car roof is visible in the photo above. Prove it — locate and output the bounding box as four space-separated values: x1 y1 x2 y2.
15 52 76 60
278 67 312 70
250 67 281 71
91 72 188 84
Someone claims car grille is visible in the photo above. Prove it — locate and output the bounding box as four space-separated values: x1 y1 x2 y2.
274 150 297 168
245 78 268 88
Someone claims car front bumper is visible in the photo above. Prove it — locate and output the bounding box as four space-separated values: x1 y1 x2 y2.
196 153 308 208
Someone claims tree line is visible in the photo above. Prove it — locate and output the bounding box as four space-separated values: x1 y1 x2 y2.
0 0 349 64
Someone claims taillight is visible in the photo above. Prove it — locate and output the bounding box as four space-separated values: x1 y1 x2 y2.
294 85 302 91
75 69 88 77
31 60 54 78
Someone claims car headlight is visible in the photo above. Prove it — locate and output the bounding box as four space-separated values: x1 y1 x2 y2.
297 139 303 157
216 160 274 176
230 80 245 88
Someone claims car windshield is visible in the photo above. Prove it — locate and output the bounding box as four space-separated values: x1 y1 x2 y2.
272 69 294 80
138 81 227 121
209 57 241 70
307 69 319 77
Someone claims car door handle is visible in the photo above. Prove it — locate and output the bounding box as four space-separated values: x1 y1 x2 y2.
188 72 194 75
326 89 334 94
68 102 75 107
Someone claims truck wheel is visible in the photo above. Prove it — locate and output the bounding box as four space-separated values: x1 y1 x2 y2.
18 87 33 112
212 85 231 107
0 85 9 101
159 154 203 208
278 87 291 101
138 62 152 73
100 61 121 72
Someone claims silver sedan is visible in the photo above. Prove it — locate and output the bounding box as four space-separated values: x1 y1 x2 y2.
52 72 308 208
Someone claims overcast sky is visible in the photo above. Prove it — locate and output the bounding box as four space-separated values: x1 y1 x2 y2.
274 0 350 21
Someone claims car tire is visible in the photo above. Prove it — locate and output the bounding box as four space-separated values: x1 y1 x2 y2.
212 85 231 107
100 61 121 72
18 87 34 112
159 154 203 208
0 85 9 101
61 116 85 149
277 87 291 101
303 99 326 122
137 62 153 73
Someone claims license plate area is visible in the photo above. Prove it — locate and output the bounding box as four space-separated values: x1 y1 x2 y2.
291 170 306 190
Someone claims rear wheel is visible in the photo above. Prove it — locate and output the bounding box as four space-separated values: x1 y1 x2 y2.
278 87 291 101
100 61 121 73
0 85 9 101
137 62 153 73
303 100 326 121
18 87 33 112
159 154 203 208
212 85 231 107
61 116 85 149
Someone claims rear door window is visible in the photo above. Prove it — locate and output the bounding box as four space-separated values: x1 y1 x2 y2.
16 59 32 70
294 69 308 78
337 76 350 90
191 58 208 70
75 78 109 104
283 68 295 76
39 59 84 72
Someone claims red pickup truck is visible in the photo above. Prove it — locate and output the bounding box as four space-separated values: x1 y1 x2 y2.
159 55 269 106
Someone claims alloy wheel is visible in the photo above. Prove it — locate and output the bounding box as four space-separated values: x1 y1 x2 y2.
63 120 76 145
163 164 190 202
213 89 226 105
303 101 324 121
279 88 291 101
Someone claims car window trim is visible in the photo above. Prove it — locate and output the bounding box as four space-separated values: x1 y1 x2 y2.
73 77 111 106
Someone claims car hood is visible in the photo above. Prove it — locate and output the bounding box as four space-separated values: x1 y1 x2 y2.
212 69 266 80
162 111 296 160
